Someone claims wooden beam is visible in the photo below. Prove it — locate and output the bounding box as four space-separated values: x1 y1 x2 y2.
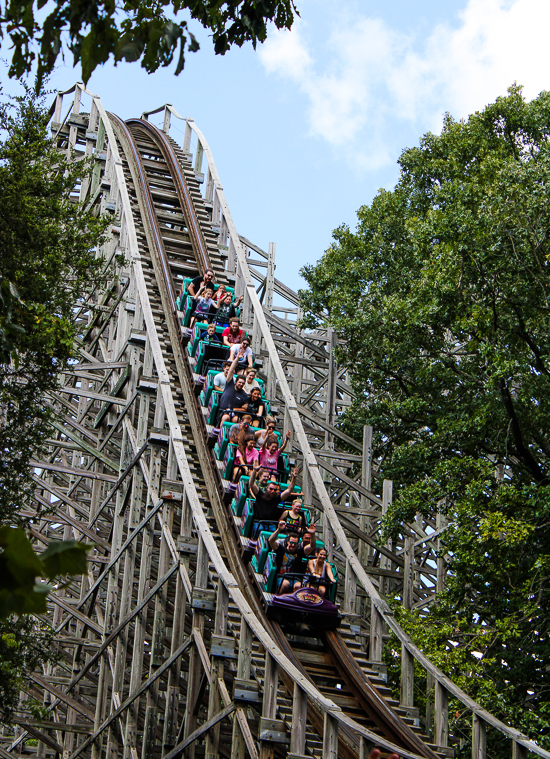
30 461 118 482
163 703 236 759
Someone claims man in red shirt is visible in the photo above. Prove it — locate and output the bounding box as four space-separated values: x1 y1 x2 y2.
222 317 245 347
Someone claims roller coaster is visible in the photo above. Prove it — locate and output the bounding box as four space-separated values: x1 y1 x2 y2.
1 82 548 759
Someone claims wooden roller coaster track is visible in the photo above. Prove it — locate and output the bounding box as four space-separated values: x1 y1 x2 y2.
1 83 547 759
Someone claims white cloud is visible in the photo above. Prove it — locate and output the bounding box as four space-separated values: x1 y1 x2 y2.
258 0 550 168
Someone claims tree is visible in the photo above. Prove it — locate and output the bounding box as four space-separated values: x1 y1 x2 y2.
299 85 550 751
1 0 297 87
0 84 108 525
0 85 107 723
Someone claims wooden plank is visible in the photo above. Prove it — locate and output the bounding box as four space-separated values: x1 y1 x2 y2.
296 403 362 451
218 677 259 759
48 595 104 636
10 718 91 734
192 627 212 684
67 563 179 689
163 703 236 759
68 636 193 758
30 674 95 721
64 361 130 371
50 420 118 470
51 385 128 405
30 461 118 482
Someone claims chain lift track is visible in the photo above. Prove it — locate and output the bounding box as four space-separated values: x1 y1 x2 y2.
1 83 547 759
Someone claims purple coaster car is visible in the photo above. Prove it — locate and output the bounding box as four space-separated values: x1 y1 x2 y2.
268 587 341 630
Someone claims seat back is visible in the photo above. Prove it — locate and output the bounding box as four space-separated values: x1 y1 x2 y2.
195 342 229 375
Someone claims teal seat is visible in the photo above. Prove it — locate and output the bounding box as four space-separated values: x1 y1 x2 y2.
240 498 255 537
223 443 239 480
188 323 225 356
231 476 250 517
214 421 235 460
200 369 222 407
195 341 229 375
180 294 195 327
251 530 277 574
207 390 222 425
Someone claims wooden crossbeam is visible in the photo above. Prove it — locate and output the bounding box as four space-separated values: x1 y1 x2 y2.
51 385 128 406
48 594 104 636
68 636 193 758
29 674 95 721
79 498 164 607
163 703 236 759
68 562 179 690
30 461 118 482
64 361 130 371
88 439 150 527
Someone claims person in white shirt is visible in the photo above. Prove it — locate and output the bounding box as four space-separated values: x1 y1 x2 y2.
242 368 260 394
213 361 232 393
229 338 254 369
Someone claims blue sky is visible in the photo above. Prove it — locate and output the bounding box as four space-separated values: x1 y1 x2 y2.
4 0 550 291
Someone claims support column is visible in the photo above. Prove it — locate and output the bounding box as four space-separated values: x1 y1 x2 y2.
259 653 279 759
231 619 252 759
205 583 229 759
266 243 275 312
183 536 209 759
359 425 373 571
434 682 448 747
369 602 384 663
322 713 338 759
472 715 486 759
289 683 307 757
344 559 357 615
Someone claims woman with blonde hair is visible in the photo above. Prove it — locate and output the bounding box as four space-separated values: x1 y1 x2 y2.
280 499 307 534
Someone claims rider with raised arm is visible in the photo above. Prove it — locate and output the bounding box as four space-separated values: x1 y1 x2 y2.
218 352 250 425
249 460 299 521
268 521 316 594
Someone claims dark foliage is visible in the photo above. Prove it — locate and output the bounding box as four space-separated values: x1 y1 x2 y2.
299 85 550 750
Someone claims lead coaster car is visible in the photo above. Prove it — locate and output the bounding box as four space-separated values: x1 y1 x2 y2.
267 585 341 631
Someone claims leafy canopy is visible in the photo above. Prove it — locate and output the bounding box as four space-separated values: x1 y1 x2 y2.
1 0 297 87
299 85 550 750
0 526 90 618
0 84 108 525
0 86 106 722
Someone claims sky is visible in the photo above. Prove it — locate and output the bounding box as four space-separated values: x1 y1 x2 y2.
3 0 550 292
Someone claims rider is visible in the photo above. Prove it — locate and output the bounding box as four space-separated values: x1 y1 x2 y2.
249 459 299 522
268 521 316 594
305 546 335 597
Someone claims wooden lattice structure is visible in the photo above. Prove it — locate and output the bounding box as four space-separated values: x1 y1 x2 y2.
0 83 546 759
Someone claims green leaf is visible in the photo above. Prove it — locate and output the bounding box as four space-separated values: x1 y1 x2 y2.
40 540 91 579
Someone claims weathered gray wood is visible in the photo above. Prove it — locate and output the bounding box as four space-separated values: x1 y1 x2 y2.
400 645 414 709
344 559 357 614
290 683 308 757
472 714 486 759
323 712 338 759
434 682 449 748
205 582 229 759
231 618 253 759
184 538 209 759
260 653 279 759
512 742 528 759
369 602 384 663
